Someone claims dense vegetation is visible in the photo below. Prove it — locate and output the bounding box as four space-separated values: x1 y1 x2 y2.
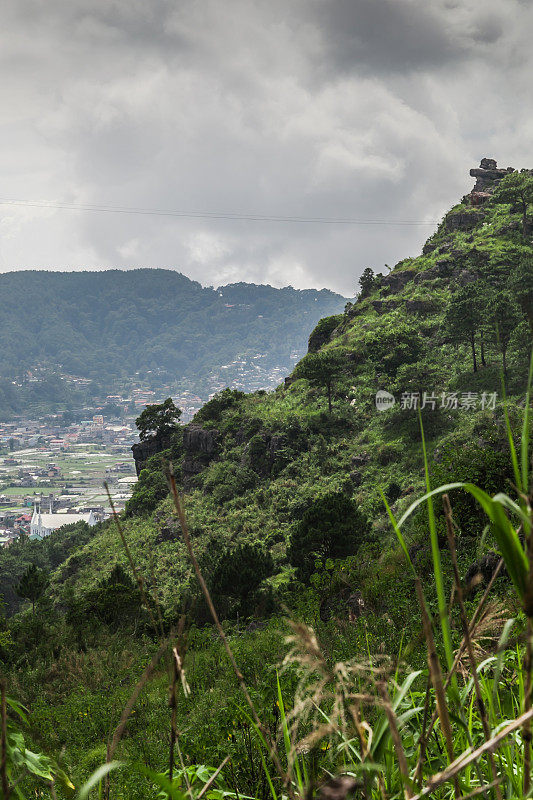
0 270 346 418
0 170 531 797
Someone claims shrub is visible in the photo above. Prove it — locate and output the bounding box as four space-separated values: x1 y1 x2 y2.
289 493 370 582
210 543 274 618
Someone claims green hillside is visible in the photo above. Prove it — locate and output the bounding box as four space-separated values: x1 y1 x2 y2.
0 270 347 417
39 163 532 608
0 162 531 798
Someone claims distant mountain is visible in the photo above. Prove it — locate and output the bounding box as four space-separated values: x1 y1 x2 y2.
0 269 347 418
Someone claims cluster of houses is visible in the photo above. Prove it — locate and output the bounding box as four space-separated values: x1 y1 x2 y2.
0 415 135 452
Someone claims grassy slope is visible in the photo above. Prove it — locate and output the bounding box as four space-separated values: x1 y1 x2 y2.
48 189 530 614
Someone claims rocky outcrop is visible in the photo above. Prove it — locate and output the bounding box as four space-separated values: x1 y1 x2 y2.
371 299 401 314
469 158 514 193
131 434 174 477
380 269 417 294
414 259 453 283
470 191 492 206
242 427 308 477
182 424 219 481
404 299 438 314
456 269 479 286
445 209 483 232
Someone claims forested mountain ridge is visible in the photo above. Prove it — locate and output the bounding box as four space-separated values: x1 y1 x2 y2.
0 269 347 417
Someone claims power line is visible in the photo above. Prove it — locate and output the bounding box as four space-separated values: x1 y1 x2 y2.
0 198 440 226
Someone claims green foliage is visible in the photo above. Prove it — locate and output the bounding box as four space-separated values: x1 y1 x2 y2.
15 564 49 614
126 455 171 517
358 266 376 298
294 350 345 412
487 290 521 377
136 398 182 441
431 440 514 536
210 543 274 618
510 255 533 333
203 462 258 504
289 493 369 582
194 388 246 425
0 169 532 800
444 283 483 372
307 315 343 353
85 564 144 630
493 169 533 235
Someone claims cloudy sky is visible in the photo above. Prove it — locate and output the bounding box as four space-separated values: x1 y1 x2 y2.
0 0 531 295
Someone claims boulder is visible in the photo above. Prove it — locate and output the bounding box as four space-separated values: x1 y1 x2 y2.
351 452 370 467
349 470 362 487
371 299 400 313
380 269 417 294
155 518 179 544
242 428 307 477
422 240 437 255
456 269 479 286
470 191 491 206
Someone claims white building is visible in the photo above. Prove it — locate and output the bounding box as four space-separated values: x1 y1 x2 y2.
30 507 97 538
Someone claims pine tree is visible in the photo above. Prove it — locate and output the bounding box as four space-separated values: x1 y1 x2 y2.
16 565 49 614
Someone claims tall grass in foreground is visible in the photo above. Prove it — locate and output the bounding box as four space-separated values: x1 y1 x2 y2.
68 352 532 800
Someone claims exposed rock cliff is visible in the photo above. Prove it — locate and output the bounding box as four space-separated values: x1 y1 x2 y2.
182 425 219 481
131 434 174 476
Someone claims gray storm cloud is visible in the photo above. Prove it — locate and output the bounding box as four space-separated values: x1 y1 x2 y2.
0 0 531 294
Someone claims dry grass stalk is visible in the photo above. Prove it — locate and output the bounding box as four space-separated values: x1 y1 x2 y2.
377 682 413 799
457 779 503 800
168 468 293 796
415 578 459 799
169 638 190 784
283 620 389 800
442 494 502 800
414 557 505 775
413 678 431 788
197 756 231 799
411 706 533 799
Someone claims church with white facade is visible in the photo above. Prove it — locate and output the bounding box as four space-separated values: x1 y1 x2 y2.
30 507 97 538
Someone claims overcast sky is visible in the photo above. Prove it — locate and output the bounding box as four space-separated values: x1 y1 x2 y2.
0 0 531 295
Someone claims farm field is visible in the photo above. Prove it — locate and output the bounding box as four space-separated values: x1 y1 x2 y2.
0 442 136 514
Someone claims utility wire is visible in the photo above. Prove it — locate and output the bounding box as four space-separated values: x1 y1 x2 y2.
0 198 440 226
